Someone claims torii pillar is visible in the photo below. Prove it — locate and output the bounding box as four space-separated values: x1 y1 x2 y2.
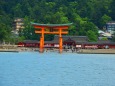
31 23 72 53
40 27 44 52
59 28 63 53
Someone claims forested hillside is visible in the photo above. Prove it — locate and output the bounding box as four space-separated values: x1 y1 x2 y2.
0 0 115 42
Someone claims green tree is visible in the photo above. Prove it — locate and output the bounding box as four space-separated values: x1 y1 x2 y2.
100 14 112 28
78 20 98 36
20 16 39 40
87 30 98 42
0 15 11 42
12 3 24 17
110 0 115 20
69 25 78 35
0 23 8 41
53 11 69 24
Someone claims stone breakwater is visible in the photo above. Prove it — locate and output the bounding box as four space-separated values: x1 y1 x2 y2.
0 48 39 52
78 49 115 54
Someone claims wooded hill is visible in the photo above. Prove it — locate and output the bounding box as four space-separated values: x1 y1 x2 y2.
0 0 115 42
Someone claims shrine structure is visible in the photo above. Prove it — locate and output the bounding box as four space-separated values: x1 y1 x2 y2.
31 22 72 53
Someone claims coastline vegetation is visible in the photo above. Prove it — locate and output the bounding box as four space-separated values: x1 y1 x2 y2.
0 0 115 43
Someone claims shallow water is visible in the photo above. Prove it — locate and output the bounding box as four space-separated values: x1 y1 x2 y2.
0 52 115 86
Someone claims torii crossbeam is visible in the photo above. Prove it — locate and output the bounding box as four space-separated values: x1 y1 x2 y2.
31 22 72 53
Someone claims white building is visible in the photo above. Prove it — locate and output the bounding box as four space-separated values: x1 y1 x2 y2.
12 18 24 35
106 21 115 34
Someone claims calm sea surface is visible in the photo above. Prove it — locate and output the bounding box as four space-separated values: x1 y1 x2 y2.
0 52 115 86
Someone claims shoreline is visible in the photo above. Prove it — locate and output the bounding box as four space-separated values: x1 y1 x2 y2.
77 49 115 54
0 47 115 54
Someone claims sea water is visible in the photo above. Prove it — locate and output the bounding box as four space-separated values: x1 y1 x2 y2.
0 52 115 86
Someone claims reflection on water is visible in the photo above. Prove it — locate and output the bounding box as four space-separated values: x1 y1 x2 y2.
0 52 115 86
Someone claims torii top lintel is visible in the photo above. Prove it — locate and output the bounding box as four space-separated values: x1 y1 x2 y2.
31 22 73 28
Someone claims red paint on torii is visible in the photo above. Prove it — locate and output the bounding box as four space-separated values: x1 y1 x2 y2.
31 22 72 53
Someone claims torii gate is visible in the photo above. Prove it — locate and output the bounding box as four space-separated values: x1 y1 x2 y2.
31 22 72 53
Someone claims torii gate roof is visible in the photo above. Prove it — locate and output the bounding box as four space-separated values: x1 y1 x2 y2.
31 22 73 28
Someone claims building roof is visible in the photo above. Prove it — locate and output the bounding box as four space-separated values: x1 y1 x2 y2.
52 35 88 43
31 22 73 28
22 36 115 45
14 18 24 22
23 40 39 43
106 21 115 24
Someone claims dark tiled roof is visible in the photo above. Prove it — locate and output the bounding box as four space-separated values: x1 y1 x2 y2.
82 40 115 45
47 35 88 44
23 40 39 43
52 35 88 43
31 22 73 27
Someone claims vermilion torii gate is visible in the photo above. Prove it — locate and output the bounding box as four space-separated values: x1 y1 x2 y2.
31 22 72 53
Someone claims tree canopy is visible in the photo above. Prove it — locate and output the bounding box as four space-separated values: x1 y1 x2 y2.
0 0 115 42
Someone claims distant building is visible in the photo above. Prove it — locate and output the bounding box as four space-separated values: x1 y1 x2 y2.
98 30 111 38
18 35 115 49
105 21 115 34
12 18 24 35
